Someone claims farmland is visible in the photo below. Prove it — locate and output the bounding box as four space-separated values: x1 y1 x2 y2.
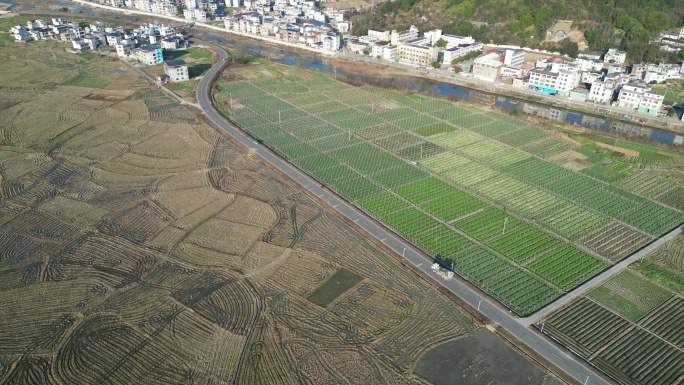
542 234 684 385
218 60 684 315
0 39 569 384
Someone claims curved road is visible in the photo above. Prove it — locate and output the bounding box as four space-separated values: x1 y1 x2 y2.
195 40 610 385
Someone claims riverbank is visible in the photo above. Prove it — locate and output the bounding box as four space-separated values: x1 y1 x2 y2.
69 0 336 57
30 0 684 139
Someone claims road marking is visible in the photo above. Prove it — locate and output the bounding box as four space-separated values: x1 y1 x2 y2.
416 263 422 267
353 219 359 223
380 238 386 242
332 205 338 208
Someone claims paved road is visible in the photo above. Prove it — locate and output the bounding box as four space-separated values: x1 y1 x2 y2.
194 40 611 385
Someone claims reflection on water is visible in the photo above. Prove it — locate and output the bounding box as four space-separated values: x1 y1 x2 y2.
192 29 684 147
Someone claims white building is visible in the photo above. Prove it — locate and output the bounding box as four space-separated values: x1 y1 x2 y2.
588 80 616 103
472 51 503 82
575 57 598 72
644 70 666 84
504 49 525 67
607 64 625 74
115 40 136 57
616 83 651 109
604 48 626 64
164 59 189 82
389 26 419 45
528 67 580 95
396 41 439 67
367 28 390 42
638 92 664 115
442 43 482 64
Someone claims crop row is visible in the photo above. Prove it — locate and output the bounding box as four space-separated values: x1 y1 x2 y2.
486 224 561 264
527 245 607 290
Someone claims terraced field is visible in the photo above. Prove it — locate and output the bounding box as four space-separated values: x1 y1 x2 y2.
0 41 507 385
218 62 684 315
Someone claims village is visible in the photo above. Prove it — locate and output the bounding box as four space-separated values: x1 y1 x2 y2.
6 0 684 119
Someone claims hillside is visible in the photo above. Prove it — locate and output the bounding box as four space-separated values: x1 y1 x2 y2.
349 0 684 62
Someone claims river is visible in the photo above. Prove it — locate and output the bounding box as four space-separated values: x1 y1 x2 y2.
192 28 684 147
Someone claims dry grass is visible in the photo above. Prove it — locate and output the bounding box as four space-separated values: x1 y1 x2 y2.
0 39 555 385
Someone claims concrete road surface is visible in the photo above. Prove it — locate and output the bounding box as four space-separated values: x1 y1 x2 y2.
194 39 611 385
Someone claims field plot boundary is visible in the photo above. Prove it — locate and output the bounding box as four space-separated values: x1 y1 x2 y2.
218 64 684 316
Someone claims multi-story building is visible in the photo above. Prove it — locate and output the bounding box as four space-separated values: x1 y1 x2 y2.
396 40 439 67
389 25 419 45
644 70 666 84
528 69 559 94
638 92 665 115
321 34 340 52
115 39 136 57
503 49 525 67
164 59 189 82
442 42 483 64
133 44 163 65
588 80 616 103
472 51 503 82
604 48 626 64
616 83 651 109
367 28 390 42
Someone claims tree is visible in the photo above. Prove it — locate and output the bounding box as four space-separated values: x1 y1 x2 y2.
667 108 676 117
435 38 447 48
432 61 440 69
176 6 183 15
533 6 551 36
518 7 533 31
362 50 369 55
60 6 68 12
453 66 462 73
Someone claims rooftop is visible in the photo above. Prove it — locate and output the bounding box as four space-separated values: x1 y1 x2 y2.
164 59 187 67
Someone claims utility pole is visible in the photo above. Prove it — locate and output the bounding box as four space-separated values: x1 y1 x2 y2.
477 299 482 311
229 91 232 109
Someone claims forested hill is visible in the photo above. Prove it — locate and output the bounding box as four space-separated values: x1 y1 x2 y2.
348 0 684 62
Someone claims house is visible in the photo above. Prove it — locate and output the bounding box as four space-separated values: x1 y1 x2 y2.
370 40 390 57
389 25 419 45
442 42 483 64
368 28 390 42
106 32 121 45
115 40 136 57
164 59 189 82
604 48 626 65
133 44 163 65
638 92 664 115
160 37 179 50
396 40 439 67
616 83 651 109
588 80 616 103
472 51 504 82
321 34 340 52
504 49 525 67
581 71 603 85
529 69 559 94
547 20 573 42
644 70 666 84
607 64 625 74
578 51 602 60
